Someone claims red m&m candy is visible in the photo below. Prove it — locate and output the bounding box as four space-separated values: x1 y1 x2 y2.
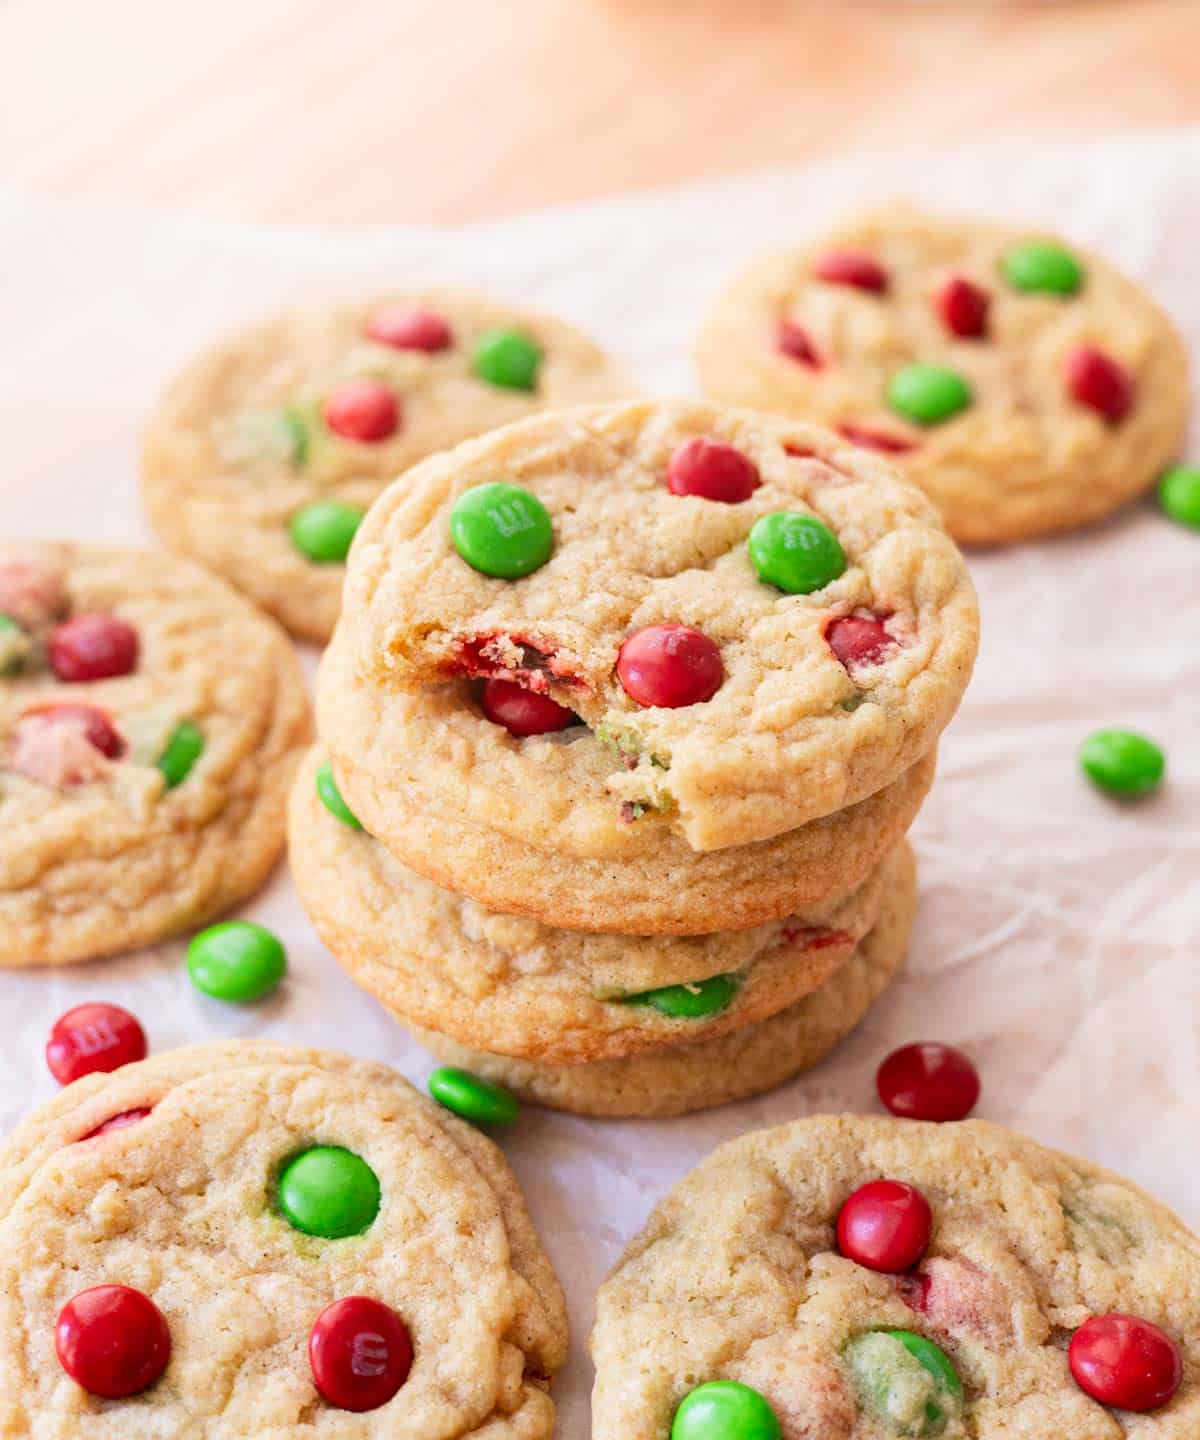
937 276 990 339
1064 346 1133 423
49 614 139 683
56 1285 171 1399
667 438 761 504
365 306 452 352
1069 1313 1182 1412
617 626 724 709
79 1108 153 1142
814 250 888 293
837 1179 932 1273
776 320 822 368
28 704 125 759
837 423 916 455
877 1043 981 1122
46 1003 147 1085
309 1296 414 1412
480 678 575 737
826 614 895 672
324 379 401 442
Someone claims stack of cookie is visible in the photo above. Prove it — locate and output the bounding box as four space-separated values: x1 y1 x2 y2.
292 400 979 1116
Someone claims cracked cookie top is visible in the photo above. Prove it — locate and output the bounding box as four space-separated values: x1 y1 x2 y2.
340 400 978 851
591 1114 1199 1439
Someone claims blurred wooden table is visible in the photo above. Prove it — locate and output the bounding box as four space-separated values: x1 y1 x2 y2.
3 0 1196 226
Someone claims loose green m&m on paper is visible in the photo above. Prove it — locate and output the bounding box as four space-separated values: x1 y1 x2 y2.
428 1067 520 1127
289 500 365 564
1079 728 1165 798
316 759 363 830
671 1381 782 1440
887 365 972 426
471 328 542 391
187 920 286 1003
450 482 554 578
1159 465 1200 530
748 512 846 595
1001 241 1083 295
626 973 739 1019
845 1330 962 1437
277 1146 381 1238
156 721 204 788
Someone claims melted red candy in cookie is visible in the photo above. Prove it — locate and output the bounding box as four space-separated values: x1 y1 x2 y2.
7 706 124 787
776 319 823 368
1069 1313 1182 1412
667 438 761 503
904 1256 1013 1342
56 1285 170 1399
779 925 852 950
324 379 401 442
309 1296 414 1412
365 306 453 352
617 625 724 709
826 615 896 673
877 1042 980 1122
453 633 581 693
836 1179 932 1273
1063 346 1133 422
936 276 990 339
480 678 575 737
46 1003 147 1085
837 424 917 455
79 1107 153 1142
814 251 888 293
49 614 139 682
0 559 66 630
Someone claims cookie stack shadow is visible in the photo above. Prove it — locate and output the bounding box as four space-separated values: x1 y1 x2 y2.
290 402 979 1118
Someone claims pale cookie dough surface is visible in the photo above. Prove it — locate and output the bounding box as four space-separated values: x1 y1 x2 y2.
696 203 1190 545
319 628 933 928
291 748 905 1062
591 1111 1200 1440
404 844 915 1117
0 543 311 968
338 401 977 851
142 291 629 640
0 1042 565 1439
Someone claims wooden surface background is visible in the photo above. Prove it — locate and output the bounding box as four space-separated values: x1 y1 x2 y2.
3 0 1196 225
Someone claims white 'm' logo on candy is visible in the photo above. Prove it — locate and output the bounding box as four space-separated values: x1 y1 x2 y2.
350 1332 390 1377
74 1021 120 1056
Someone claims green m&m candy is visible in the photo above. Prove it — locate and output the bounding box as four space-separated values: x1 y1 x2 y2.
1079 728 1165 798
748 512 846 595
845 1330 962 1437
277 1145 381 1238
187 920 286 1002
0 614 26 675
316 759 362 830
450 482 554 579
1001 241 1083 296
887 365 972 426
671 1381 782 1440
625 973 739 1019
1159 465 1200 530
289 500 365 564
429 1067 520 1127
157 721 204 788
472 328 542 391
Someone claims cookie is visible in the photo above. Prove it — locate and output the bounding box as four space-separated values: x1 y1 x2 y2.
318 630 934 931
0 544 311 967
335 400 977 851
591 1112 1198 1439
403 844 915 1117
142 291 629 641
696 203 1190 545
0 1041 566 1435
291 746 907 1061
